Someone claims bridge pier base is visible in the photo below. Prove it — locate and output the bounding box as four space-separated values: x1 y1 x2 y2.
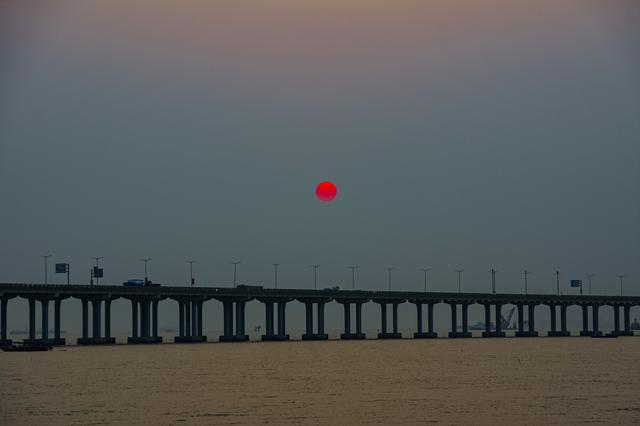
260 300 290 341
338 300 366 340
219 299 250 342
300 300 329 340
448 302 472 338
376 301 402 339
128 298 163 344
78 298 116 345
175 299 207 343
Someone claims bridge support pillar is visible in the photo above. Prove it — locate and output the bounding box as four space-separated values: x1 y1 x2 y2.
414 303 437 338
41 299 49 341
482 303 505 337
174 299 206 343
339 301 366 340
621 305 633 336
105 299 112 341
580 304 591 336
127 298 162 344
590 304 603 337
78 298 115 345
300 300 329 340
448 302 471 338
28 298 36 340
219 299 249 342
0 298 10 346
377 302 402 339
517 304 538 337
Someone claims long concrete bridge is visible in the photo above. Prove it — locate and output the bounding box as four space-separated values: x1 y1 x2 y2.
1 283 637 346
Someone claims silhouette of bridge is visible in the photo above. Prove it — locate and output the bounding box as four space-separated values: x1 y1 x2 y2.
1 283 637 346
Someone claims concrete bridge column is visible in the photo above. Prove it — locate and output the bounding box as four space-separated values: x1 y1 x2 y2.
29 298 36 339
483 304 491 334
304 302 313 336
54 299 61 341
448 303 458 338
516 303 538 337
592 304 602 337
462 303 470 334
613 305 620 335
264 302 274 337
197 301 203 338
427 303 437 337
623 305 632 336
547 304 559 336
380 303 387 334
301 301 328 340
343 303 351 334
185 301 192 337
220 301 234 342
40 299 49 341
355 302 363 336
517 304 524 332
527 304 538 336
580 305 590 336
81 299 89 340
131 300 138 338
191 301 198 337
92 300 101 339
235 301 247 338
152 300 159 338
340 301 365 340
0 298 9 345
277 301 289 340
142 300 151 338
495 304 504 336
178 300 185 337
317 302 325 336
416 303 423 334
105 299 112 342
560 305 568 335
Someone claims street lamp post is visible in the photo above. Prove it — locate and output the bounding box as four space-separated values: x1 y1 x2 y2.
311 265 320 289
186 260 198 286
555 270 560 296
40 255 52 284
230 261 241 287
140 258 152 285
587 273 595 295
421 268 431 293
490 268 498 294
273 263 279 289
617 274 627 296
522 269 531 295
455 269 464 293
385 267 396 291
348 265 358 290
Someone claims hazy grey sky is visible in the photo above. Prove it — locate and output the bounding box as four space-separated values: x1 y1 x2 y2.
1 1 638 333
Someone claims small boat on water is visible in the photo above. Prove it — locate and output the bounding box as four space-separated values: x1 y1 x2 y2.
1 341 53 352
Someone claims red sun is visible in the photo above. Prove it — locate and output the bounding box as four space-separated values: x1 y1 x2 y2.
315 181 337 202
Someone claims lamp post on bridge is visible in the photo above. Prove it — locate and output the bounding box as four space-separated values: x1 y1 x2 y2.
230 261 241 287
555 270 560 296
186 259 198 286
617 274 626 296
140 258 152 285
489 268 498 294
586 273 595 295
40 254 52 284
522 269 531 295
273 263 279 289
385 267 396 291
348 265 358 290
455 269 464 293
311 264 320 289
421 268 431 293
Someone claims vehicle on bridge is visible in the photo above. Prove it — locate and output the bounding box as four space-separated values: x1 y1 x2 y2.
123 279 160 287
